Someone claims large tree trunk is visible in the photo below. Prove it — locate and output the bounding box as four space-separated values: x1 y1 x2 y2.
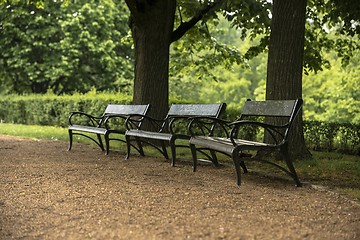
266 0 312 160
126 0 176 120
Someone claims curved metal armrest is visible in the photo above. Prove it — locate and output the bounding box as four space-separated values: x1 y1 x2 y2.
188 116 231 137
68 111 102 127
168 116 192 134
125 114 163 131
229 120 288 146
102 114 128 130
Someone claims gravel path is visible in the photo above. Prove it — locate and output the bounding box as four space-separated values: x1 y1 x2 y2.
1 135 359 239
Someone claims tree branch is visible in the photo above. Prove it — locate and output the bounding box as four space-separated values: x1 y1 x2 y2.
170 0 223 43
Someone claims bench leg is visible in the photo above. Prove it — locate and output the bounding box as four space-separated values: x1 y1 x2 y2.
136 138 145 157
170 144 176 167
232 151 242 186
281 145 302 187
190 143 198 172
125 135 131 160
169 138 177 167
210 150 219 167
104 133 109 155
97 134 105 152
68 130 73 151
161 141 169 160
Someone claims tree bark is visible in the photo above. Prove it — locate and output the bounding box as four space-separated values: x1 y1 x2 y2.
266 0 312 160
126 0 176 119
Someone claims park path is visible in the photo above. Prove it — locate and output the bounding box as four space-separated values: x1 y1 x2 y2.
0 135 359 240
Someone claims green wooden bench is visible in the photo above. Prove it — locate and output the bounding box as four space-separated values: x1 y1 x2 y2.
125 103 226 166
189 99 303 186
68 104 150 155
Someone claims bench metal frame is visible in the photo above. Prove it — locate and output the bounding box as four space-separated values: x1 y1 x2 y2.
189 99 303 186
68 104 150 155
125 103 226 166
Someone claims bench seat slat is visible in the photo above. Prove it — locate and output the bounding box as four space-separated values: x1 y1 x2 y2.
190 136 272 154
126 130 173 141
69 125 107 135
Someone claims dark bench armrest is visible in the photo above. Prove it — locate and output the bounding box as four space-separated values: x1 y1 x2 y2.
167 116 194 134
102 114 129 130
68 111 102 127
125 114 164 131
229 120 289 146
188 116 232 137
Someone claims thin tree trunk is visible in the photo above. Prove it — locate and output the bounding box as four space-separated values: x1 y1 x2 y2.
266 0 311 160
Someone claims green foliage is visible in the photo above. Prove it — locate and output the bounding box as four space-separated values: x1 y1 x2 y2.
303 51 360 124
0 0 133 95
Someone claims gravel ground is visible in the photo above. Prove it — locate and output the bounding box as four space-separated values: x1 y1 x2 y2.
0 135 359 240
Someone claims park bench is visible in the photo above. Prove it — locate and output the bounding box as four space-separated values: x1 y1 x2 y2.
188 99 303 186
68 104 150 155
125 103 226 166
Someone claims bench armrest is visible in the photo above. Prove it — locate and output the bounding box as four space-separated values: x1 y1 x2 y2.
125 114 164 131
167 116 193 134
188 116 232 137
229 120 289 146
102 114 129 130
68 111 102 127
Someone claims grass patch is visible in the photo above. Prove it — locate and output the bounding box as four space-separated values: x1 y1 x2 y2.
0 123 68 141
1 123 359 203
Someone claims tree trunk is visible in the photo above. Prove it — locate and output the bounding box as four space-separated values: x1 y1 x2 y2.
266 0 312 160
126 1 176 120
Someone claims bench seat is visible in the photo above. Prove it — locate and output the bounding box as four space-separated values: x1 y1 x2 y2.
190 136 272 153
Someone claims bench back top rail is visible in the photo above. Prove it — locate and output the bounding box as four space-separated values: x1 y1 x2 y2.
158 103 226 134
104 104 150 116
166 103 226 118
241 99 302 118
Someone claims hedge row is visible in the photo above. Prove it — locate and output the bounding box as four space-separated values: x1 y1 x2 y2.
0 94 359 155
0 92 133 127
304 120 360 155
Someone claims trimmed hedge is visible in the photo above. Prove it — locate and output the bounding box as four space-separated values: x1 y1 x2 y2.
0 93 359 155
304 120 360 155
0 92 133 127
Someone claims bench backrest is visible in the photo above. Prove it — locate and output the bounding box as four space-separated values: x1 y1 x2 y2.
239 99 303 143
104 104 150 116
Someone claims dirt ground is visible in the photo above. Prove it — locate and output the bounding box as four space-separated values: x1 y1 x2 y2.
0 135 359 240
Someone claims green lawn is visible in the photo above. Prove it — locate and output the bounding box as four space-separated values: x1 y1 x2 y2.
1 123 359 203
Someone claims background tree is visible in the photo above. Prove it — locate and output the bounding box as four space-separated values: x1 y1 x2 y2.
0 0 133 94
124 0 271 119
265 0 310 159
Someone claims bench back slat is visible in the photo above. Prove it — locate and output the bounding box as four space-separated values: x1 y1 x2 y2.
241 99 301 117
167 103 226 118
104 104 150 116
